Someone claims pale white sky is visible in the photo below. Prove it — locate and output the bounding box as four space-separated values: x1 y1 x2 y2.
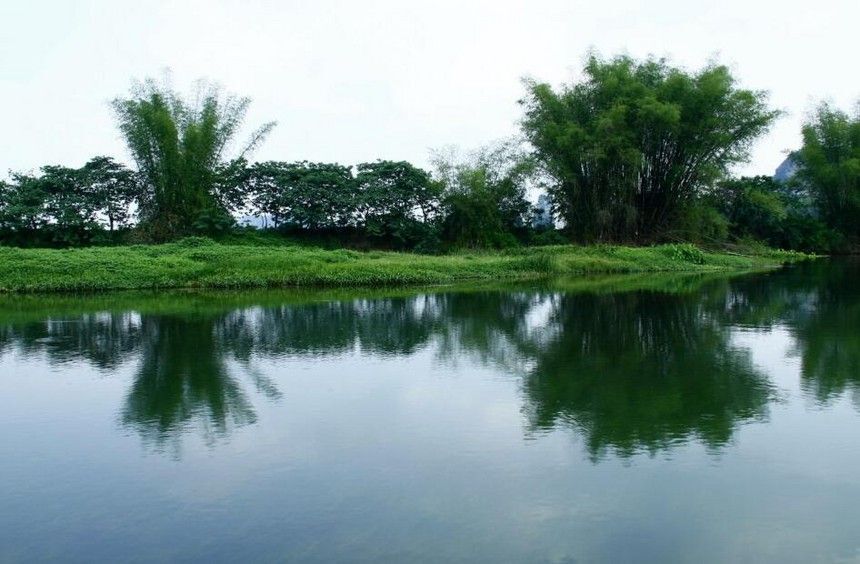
1 0 857 177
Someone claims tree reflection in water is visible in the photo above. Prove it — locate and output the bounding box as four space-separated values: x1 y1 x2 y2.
719 260 860 408
0 260 856 459
516 292 773 459
120 314 259 450
792 261 860 407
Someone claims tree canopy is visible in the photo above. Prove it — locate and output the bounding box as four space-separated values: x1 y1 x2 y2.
0 157 137 246
1 63 857 253
112 77 275 239
431 143 534 249
797 101 860 239
520 54 780 242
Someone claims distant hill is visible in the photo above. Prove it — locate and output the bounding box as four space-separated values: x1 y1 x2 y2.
774 153 799 182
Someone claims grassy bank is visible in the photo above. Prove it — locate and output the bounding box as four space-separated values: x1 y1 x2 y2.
0 238 810 293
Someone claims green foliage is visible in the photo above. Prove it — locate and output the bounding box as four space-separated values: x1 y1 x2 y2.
673 202 730 245
0 157 137 246
521 54 780 242
192 207 236 235
244 159 441 249
3 65 850 257
441 188 518 249
716 176 786 242
658 243 706 265
432 143 534 249
247 161 354 230
38 165 99 241
81 156 139 232
529 228 568 246
0 172 51 235
0 238 810 293
779 214 846 253
797 101 860 240
710 175 841 252
354 160 441 247
112 76 275 240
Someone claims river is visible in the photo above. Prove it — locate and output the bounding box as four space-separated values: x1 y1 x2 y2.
1 259 858 562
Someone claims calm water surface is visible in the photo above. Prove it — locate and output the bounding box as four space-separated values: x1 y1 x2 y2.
1 260 859 563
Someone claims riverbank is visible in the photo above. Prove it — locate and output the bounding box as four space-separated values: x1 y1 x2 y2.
0 238 811 293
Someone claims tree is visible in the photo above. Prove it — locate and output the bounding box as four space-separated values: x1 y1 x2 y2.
39 164 101 244
0 158 139 246
0 166 100 246
714 176 787 243
707 175 839 252
112 76 275 240
432 143 534 248
247 161 355 230
520 54 780 242
80 156 138 232
354 160 440 246
797 101 860 239
0 172 48 236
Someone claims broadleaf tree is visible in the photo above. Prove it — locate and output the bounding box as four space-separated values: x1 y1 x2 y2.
354 160 440 246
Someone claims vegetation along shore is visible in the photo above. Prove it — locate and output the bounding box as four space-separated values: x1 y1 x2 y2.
0 237 808 293
0 53 855 293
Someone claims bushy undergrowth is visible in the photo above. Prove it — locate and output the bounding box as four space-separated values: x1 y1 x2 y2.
0 238 812 293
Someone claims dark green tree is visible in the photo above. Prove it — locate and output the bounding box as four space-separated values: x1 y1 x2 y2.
248 161 355 230
1 166 99 246
112 77 275 239
354 160 440 247
80 156 138 232
0 158 139 246
521 54 780 242
432 143 534 248
40 164 101 245
714 176 786 242
709 174 841 252
0 172 50 238
796 101 860 240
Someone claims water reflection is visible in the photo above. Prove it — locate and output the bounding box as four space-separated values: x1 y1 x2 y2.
719 260 860 406
792 262 860 406
517 291 773 459
216 297 440 358
0 311 141 369
0 260 856 458
121 314 259 449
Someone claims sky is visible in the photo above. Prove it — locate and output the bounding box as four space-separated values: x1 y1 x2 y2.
1 0 858 178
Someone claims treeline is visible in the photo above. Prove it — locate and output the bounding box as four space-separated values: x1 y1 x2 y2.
708 174 843 253
0 75 543 250
700 97 860 253
520 55 858 252
0 148 547 250
242 148 545 249
0 157 136 246
1 55 858 252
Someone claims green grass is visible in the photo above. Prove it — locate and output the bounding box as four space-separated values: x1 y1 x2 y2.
0 238 812 293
